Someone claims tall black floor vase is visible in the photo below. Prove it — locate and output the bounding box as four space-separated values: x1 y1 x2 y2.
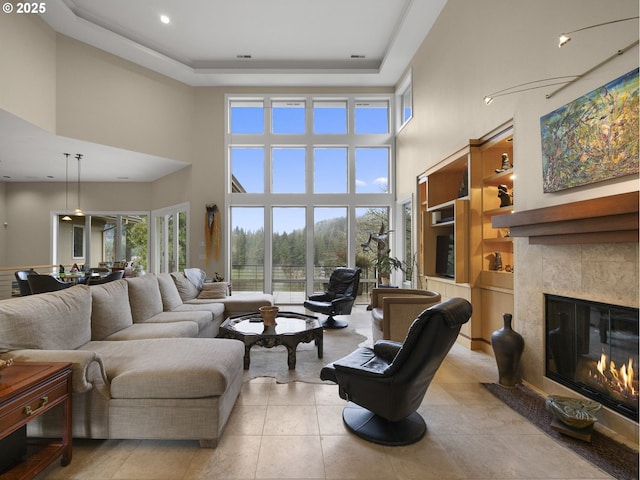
491 313 524 388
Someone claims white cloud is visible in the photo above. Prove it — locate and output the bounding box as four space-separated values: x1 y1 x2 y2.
374 177 388 186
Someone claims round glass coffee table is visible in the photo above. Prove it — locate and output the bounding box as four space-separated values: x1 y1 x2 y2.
219 311 323 370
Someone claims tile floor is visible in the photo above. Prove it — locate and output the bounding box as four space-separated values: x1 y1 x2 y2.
36 305 615 480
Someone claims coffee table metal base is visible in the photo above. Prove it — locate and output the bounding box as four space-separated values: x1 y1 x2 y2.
219 312 323 370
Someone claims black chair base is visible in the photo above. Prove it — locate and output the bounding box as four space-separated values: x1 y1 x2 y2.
321 316 348 329
342 402 426 446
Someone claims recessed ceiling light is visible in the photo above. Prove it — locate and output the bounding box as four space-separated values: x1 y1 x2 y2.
160 14 170 24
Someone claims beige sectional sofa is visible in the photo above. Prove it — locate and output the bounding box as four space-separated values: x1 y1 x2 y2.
169 271 274 317
0 271 275 447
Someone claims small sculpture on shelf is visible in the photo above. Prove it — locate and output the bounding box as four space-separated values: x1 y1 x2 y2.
493 252 503 271
458 169 468 198
495 152 512 173
497 184 512 207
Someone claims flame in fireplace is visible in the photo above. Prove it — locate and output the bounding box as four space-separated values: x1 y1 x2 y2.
595 351 637 399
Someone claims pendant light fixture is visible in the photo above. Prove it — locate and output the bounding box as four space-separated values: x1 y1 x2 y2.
61 153 72 221
74 153 84 216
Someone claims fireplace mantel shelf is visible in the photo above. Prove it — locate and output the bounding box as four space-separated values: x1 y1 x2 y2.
492 191 639 245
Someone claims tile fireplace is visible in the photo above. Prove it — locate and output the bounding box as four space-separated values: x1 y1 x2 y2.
545 294 639 422
496 191 638 440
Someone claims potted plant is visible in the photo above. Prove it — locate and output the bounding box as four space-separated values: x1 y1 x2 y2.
374 254 405 286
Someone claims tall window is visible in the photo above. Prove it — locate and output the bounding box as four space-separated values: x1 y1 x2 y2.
396 69 413 132
226 94 395 303
72 225 84 259
397 196 413 286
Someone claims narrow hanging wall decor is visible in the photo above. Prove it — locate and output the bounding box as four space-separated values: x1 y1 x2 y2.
205 204 220 264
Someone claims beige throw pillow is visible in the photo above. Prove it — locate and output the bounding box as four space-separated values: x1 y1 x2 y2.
197 282 228 299
171 272 200 301
90 280 133 340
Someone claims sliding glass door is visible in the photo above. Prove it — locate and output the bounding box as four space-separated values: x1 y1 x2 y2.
54 213 148 271
150 203 189 274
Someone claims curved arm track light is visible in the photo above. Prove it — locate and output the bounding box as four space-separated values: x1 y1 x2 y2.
486 16 639 105
559 16 639 47
483 76 579 105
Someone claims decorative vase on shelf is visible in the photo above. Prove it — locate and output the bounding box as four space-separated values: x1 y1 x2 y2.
491 313 524 388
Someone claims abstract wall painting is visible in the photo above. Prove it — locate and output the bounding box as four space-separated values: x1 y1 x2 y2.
540 68 638 193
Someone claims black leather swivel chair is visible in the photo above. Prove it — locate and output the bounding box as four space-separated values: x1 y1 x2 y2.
320 297 472 445
27 275 72 294
304 268 361 329
15 269 39 296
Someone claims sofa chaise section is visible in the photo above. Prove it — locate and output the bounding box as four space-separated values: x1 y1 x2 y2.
170 271 274 317
0 284 245 447
80 338 244 446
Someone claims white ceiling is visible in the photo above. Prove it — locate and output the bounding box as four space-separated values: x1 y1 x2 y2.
0 0 447 182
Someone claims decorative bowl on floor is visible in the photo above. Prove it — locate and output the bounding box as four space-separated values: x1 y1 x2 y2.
259 306 279 326
545 395 602 429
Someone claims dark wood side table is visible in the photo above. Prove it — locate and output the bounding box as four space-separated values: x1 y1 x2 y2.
0 362 73 479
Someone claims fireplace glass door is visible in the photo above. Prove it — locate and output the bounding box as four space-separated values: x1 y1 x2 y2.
545 294 638 421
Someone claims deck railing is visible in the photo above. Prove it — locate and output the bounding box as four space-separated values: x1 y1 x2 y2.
0 265 60 300
1 264 377 303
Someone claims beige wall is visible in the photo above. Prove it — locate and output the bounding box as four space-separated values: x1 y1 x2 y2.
4 182 152 267
55 35 195 163
0 181 6 267
0 11 56 132
396 0 639 208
